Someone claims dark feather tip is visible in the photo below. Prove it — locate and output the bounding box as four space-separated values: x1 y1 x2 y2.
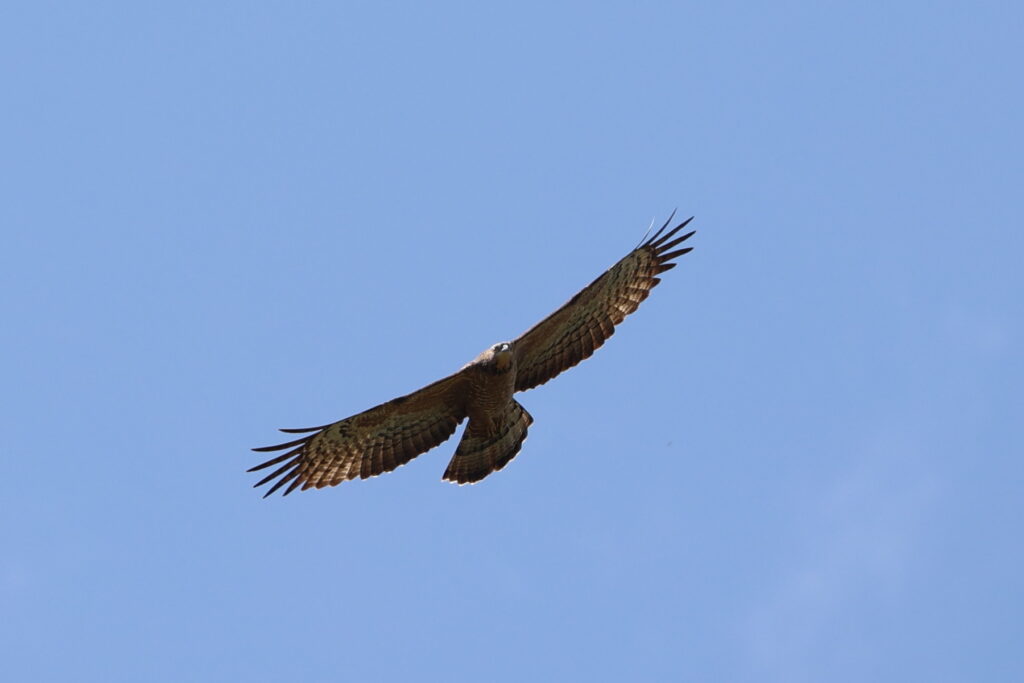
251 435 310 452
642 210 679 247
279 424 328 434
661 247 693 260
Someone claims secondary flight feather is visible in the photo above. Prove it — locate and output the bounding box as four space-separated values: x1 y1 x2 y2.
250 212 696 496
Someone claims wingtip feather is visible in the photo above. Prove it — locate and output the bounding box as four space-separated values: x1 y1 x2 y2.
655 230 696 252
252 434 310 452
643 209 678 247
278 425 327 434
660 247 693 261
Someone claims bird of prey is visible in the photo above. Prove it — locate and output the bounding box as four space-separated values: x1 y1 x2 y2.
250 213 696 496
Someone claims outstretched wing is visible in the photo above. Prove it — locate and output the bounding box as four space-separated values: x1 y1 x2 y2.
249 372 469 496
513 213 695 392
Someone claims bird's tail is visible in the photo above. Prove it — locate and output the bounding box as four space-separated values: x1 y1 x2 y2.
443 400 533 484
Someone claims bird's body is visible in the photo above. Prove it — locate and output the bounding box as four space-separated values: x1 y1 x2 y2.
447 341 532 484
250 213 695 496
464 342 516 427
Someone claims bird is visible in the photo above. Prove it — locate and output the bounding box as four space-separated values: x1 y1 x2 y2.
249 212 696 496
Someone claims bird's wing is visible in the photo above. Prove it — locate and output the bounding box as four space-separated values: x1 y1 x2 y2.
249 371 469 496
513 214 695 392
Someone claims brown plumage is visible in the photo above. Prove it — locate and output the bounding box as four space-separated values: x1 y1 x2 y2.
250 213 695 496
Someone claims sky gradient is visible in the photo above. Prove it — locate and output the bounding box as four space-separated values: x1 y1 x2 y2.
3 2 1022 681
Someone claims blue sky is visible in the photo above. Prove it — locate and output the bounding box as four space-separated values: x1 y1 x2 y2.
2 2 1021 681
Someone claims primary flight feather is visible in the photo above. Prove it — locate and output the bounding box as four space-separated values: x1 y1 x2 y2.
250 212 696 496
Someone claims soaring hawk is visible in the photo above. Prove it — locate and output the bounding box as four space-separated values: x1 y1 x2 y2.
250 213 696 496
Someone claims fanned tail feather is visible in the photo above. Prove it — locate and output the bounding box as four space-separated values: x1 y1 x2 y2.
443 401 533 484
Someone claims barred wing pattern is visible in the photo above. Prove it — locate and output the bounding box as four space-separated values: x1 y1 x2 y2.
513 214 695 392
249 373 468 497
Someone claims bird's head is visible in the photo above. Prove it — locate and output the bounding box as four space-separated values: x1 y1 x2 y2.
490 341 514 372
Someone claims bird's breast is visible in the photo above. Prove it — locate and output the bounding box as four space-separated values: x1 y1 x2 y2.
466 365 516 430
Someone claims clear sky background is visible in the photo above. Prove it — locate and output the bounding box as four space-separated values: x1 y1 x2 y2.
2 2 1021 681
